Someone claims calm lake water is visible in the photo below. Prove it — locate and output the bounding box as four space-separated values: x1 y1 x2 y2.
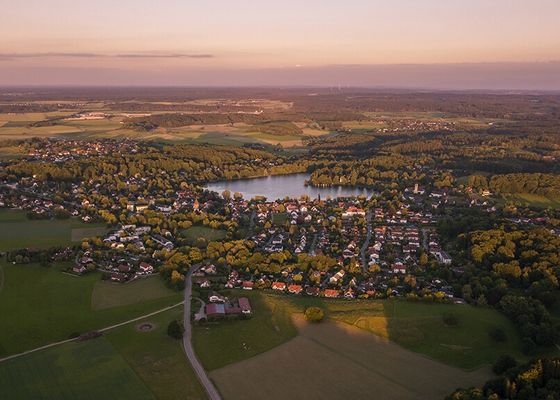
205 173 376 200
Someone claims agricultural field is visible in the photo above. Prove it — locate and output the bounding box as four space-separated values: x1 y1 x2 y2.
210 317 492 400
194 291 527 371
0 262 182 357
0 209 107 251
0 338 154 400
0 109 328 147
91 275 181 310
106 307 207 400
181 226 228 245
502 193 560 209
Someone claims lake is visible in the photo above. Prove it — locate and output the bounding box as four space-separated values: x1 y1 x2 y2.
204 173 376 200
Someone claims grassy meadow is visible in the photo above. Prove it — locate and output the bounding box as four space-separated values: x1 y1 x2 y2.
0 338 154 400
106 307 207 400
0 262 182 357
181 225 228 245
91 275 179 310
502 193 560 209
0 209 107 251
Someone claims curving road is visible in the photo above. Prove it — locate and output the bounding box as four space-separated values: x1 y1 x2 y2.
182 265 222 400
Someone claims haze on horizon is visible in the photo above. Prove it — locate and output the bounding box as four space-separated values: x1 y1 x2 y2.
1 0 559 89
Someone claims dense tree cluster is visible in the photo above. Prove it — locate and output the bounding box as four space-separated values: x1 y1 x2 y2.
448 357 560 400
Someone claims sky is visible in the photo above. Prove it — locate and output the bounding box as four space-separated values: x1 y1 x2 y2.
1 0 559 89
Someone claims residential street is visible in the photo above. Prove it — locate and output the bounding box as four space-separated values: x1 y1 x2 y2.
182 265 222 400
360 210 373 272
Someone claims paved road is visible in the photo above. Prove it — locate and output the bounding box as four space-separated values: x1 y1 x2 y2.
246 208 257 239
0 301 184 364
307 232 319 255
360 210 373 272
183 265 222 400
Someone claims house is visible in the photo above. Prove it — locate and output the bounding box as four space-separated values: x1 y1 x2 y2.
391 262 406 274
209 292 226 303
73 265 86 275
342 206 366 218
201 264 217 275
242 281 254 290
435 251 452 265
199 279 211 288
324 289 340 298
111 272 126 282
306 286 320 296
288 284 303 294
139 262 153 274
272 282 286 291
330 269 345 284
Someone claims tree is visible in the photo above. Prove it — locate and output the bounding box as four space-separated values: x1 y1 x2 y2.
222 190 231 200
304 307 325 323
492 355 517 374
167 320 184 339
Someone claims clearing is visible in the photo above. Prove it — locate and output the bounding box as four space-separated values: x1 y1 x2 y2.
181 225 227 245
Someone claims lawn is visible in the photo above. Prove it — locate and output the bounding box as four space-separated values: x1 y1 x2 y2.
0 338 154 400
0 209 107 251
194 291 526 371
0 262 182 357
271 212 288 225
210 316 491 400
106 307 207 400
181 225 227 245
91 275 180 310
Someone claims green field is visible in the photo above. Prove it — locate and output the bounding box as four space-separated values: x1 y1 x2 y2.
0 338 154 400
194 291 526 371
503 193 560 209
0 209 107 251
0 262 182 357
210 317 491 400
193 290 297 371
91 275 178 310
106 307 207 400
181 225 227 244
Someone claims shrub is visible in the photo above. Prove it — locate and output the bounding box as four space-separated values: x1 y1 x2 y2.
489 327 507 342
442 312 459 327
304 307 325 323
492 355 517 375
167 320 185 339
